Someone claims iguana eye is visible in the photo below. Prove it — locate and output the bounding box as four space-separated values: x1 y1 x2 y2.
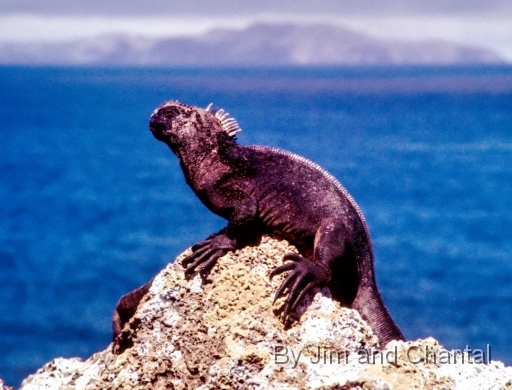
163 107 181 121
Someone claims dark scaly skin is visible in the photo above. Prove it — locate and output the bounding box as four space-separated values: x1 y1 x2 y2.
111 280 152 353
111 101 404 353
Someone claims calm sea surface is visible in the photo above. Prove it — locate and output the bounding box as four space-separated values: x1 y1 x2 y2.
1 66 512 386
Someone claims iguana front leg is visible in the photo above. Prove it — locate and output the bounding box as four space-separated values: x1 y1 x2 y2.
182 230 236 277
182 183 259 278
270 217 347 321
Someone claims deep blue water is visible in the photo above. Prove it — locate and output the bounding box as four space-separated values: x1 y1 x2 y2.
1 66 512 387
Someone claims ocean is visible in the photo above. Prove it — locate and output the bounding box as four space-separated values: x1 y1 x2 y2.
1 66 512 387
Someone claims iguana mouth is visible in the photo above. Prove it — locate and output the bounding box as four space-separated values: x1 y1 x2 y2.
149 119 166 134
148 116 169 142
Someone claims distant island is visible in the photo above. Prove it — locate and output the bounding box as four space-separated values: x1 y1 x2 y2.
0 22 504 66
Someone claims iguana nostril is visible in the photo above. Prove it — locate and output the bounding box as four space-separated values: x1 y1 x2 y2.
149 119 166 134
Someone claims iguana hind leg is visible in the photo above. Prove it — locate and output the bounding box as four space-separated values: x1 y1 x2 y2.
270 217 347 321
111 279 153 354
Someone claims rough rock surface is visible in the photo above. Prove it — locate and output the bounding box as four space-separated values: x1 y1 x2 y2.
19 236 512 389
0 378 13 390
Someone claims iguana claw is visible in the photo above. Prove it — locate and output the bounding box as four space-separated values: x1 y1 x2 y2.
270 253 329 322
182 233 235 278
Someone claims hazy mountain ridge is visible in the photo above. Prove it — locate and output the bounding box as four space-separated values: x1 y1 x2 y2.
0 23 504 65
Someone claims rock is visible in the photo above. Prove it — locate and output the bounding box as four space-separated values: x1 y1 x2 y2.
0 378 13 390
19 236 512 389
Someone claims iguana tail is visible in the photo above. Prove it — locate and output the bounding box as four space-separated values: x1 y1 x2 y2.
351 251 404 347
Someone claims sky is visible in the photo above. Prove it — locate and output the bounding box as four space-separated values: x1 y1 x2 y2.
1 0 511 60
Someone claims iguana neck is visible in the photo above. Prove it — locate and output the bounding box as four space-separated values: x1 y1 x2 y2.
177 139 239 192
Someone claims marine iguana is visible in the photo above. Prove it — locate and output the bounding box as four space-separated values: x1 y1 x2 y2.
112 100 404 353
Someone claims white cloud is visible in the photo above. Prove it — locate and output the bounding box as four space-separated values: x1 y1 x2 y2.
0 14 251 42
336 16 512 61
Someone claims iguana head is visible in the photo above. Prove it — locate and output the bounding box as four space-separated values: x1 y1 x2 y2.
149 100 241 157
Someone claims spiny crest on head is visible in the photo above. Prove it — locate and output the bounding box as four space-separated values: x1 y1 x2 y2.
205 103 242 138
